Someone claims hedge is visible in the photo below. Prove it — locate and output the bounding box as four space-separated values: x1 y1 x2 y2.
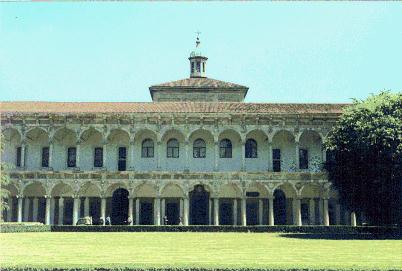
1 223 400 236
1 268 401 271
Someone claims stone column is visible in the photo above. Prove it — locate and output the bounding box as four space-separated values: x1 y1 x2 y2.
335 203 341 225
293 197 302 226
241 197 247 226
7 197 13 222
233 199 237 225
214 141 219 171
185 141 190 171
23 197 30 222
161 198 165 225
50 197 55 224
208 199 212 225
258 199 263 225
309 198 315 225
73 197 80 225
102 143 107 169
129 141 135 170
58 197 64 225
76 142 81 169
156 141 162 170
323 198 329 226
322 148 327 163
17 196 23 222
183 197 189 226
48 141 54 169
21 143 26 168
295 141 300 171
154 197 161 226
101 197 106 225
344 210 350 226
213 198 219 226
32 197 39 222
241 141 246 171
268 142 273 171
318 198 323 225
45 196 51 225
128 197 134 225
350 211 357 227
135 198 140 225
83 197 89 217
268 197 274 226
179 198 183 221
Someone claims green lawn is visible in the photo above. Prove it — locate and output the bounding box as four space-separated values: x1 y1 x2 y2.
1 232 401 270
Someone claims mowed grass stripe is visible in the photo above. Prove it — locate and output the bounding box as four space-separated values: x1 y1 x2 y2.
1 232 401 270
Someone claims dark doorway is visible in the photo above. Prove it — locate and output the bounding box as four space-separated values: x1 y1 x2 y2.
219 199 233 225
140 200 153 225
166 201 179 225
190 185 210 225
274 189 287 225
90 197 101 225
111 188 129 225
246 200 258 225
64 198 74 225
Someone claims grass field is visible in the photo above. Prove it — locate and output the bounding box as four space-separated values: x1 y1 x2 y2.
1 232 401 270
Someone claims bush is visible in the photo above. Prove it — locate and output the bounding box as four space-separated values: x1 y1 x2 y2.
0 222 50 233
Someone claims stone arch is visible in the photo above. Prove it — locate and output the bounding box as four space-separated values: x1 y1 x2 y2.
134 128 158 142
188 182 214 196
53 127 77 145
25 127 49 142
160 183 185 198
2 127 21 144
78 182 101 197
107 128 130 145
187 128 214 142
4 183 19 197
23 181 46 197
106 182 129 197
80 127 103 144
245 129 269 171
135 183 158 198
299 130 323 172
218 183 242 198
218 129 242 171
274 183 297 199
272 130 296 172
134 129 158 171
51 182 74 197
1 128 22 166
161 128 185 142
188 128 215 171
246 182 269 198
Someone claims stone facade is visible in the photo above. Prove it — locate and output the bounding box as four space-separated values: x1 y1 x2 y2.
0 39 354 227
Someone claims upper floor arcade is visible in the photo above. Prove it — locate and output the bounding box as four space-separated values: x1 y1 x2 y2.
2 123 330 174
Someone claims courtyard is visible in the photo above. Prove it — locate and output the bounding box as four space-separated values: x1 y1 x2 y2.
1 232 401 270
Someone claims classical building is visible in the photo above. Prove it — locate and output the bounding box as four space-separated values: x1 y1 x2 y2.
1 37 354 227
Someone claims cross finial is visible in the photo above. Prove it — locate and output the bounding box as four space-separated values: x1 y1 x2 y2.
196 31 201 47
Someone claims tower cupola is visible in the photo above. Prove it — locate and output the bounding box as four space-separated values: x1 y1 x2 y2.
189 33 207 78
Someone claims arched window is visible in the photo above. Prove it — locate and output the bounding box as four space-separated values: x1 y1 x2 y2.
193 138 206 158
142 139 154 158
219 139 232 158
245 139 258 158
167 138 179 158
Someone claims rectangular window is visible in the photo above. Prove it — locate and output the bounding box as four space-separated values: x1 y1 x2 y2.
94 147 103 168
167 147 179 158
67 147 76 168
299 149 308 169
191 62 195 73
196 61 201 72
202 62 205 72
272 149 281 172
41 147 49 168
16 147 22 167
118 147 127 171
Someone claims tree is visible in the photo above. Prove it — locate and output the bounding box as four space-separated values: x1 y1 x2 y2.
325 91 402 226
0 136 11 220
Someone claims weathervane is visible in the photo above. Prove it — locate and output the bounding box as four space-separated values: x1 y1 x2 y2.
196 31 201 47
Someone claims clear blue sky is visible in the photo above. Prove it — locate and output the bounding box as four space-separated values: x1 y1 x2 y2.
0 3 401 103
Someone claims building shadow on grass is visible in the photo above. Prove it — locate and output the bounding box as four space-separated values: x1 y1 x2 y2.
279 233 402 240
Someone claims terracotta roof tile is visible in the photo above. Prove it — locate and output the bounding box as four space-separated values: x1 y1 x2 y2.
0 101 348 115
149 77 248 89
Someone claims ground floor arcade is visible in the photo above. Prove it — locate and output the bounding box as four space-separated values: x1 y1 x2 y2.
3 182 358 226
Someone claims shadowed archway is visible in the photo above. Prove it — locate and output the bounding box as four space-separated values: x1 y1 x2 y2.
189 185 210 225
111 188 129 225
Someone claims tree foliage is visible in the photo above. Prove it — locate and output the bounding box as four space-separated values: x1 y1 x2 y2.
1 135 11 218
325 91 402 225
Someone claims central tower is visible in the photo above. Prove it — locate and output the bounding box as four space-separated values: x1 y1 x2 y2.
189 34 208 78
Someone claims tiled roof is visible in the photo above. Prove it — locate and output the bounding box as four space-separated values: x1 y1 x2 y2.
0 101 348 115
149 77 248 90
